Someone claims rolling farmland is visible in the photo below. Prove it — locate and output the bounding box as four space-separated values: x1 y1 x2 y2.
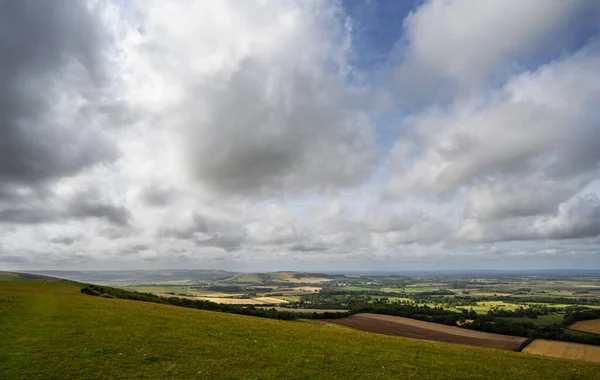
523 339 600 363
568 319 600 334
322 313 527 350
3 280 600 379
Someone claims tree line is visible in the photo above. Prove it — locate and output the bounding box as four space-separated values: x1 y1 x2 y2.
81 285 349 320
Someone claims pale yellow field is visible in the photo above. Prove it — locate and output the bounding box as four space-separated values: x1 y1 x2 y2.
193 297 287 305
523 339 600 363
281 274 330 283
253 297 288 304
195 297 267 305
156 294 270 305
261 286 321 296
569 319 600 334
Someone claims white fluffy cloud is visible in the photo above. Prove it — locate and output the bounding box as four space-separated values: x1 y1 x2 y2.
395 0 599 99
120 0 377 196
1 0 599 270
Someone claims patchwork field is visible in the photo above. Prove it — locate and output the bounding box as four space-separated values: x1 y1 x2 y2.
569 319 600 334
322 313 527 350
523 339 600 363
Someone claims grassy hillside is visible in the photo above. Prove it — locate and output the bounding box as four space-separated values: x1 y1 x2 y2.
1 281 599 379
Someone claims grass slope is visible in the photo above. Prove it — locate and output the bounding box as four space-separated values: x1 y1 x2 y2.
1 281 599 379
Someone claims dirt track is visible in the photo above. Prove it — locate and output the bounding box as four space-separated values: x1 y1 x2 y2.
321 313 526 350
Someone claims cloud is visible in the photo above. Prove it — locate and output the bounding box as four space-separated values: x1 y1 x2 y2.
67 194 131 227
363 207 451 245
159 212 247 251
395 0 598 99
457 194 600 243
0 190 130 227
0 207 60 225
50 235 84 246
1 0 599 270
463 179 583 222
124 0 377 196
138 185 178 207
388 41 600 198
0 1 119 198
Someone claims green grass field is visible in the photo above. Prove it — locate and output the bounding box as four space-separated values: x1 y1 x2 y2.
2 280 600 379
0 272 20 281
232 273 262 283
464 301 521 314
497 314 564 326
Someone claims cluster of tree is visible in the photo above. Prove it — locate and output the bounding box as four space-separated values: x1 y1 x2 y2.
411 295 479 307
80 285 349 321
349 303 463 326
485 295 600 306
474 305 555 319
413 290 456 296
285 293 374 309
319 288 408 297
563 309 600 326
461 318 600 345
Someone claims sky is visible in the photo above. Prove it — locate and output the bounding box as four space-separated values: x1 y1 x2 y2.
1 0 600 272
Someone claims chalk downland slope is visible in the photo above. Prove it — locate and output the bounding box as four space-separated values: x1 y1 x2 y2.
523 339 600 363
322 313 527 350
1 280 600 379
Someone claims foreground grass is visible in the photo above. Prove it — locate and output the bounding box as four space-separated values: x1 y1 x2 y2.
1 282 599 379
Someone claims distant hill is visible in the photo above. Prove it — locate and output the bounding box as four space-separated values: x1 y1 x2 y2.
1 275 599 379
16 269 235 285
0 271 67 282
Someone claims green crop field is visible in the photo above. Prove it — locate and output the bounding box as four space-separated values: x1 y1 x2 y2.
2 280 600 379
463 301 521 314
497 314 565 326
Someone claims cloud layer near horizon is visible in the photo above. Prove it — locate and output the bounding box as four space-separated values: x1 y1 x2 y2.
1 0 599 270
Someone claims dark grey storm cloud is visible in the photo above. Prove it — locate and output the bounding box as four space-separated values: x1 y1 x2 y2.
0 193 130 227
0 0 116 197
0 207 59 224
67 197 131 227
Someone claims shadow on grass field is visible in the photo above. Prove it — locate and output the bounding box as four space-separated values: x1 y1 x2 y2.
1 281 600 379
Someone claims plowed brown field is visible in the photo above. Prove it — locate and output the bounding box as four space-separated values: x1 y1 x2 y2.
523 339 600 363
321 313 527 350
